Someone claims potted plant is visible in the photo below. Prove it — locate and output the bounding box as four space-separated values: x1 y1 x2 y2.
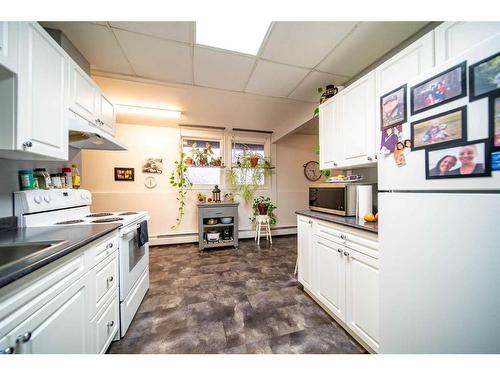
248 153 260 168
250 196 277 225
197 192 206 203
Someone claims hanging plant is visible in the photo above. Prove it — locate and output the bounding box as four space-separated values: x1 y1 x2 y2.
169 151 192 228
227 155 273 204
250 196 277 225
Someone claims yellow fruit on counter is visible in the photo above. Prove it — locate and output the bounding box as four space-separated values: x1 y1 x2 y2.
375 213 379 221
363 213 375 222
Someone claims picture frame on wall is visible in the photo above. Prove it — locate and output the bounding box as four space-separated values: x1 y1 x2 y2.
114 167 135 181
490 93 500 151
411 106 467 151
425 139 491 180
410 61 467 115
380 84 407 130
469 51 500 102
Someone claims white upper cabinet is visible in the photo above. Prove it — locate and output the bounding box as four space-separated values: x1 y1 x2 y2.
339 71 376 167
98 93 116 135
434 22 500 65
17 22 69 160
0 22 18 73
319 97 342 170
69 61 116 136
69 61 99 123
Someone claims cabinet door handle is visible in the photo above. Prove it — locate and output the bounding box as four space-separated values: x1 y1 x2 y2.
308 220 312 225
107 276 114 283
106 242 113 249
22 141 33 148
107 321 114 328
16 332 32 343
1 347 15 354
340 234 346 240
367 156 373 161
375 155 378 160
337 248 342 254
343 251 350 257
333 162 338 167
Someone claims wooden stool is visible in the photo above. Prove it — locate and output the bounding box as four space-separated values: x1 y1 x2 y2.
254 214 272 245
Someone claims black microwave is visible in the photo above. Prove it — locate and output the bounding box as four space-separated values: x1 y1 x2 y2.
309 183 357 216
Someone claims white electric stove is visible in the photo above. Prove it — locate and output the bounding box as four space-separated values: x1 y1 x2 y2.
13 189 150 338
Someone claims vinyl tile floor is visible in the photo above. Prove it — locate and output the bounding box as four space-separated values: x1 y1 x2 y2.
107 235 366 354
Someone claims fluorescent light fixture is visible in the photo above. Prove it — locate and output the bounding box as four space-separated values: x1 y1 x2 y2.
116 104 181 119
196 20 270 55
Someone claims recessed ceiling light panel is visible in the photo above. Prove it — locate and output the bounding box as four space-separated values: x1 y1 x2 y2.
196 20 270 56
116 104 182 119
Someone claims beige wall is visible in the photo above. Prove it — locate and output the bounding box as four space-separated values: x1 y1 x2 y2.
81 75 318 240
81 123 317 238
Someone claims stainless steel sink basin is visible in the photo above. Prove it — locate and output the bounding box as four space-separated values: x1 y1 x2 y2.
0 241 67 269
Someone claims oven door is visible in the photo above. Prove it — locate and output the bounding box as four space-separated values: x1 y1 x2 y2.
118 218 149 301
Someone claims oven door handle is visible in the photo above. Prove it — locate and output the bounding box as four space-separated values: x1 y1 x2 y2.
120 224 140 237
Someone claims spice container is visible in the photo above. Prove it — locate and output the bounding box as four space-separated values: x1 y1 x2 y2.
19 169 35 190
34 168 51 189
50 173 62 189
62 167 72 189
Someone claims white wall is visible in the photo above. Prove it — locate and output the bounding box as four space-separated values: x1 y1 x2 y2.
81 123 317 240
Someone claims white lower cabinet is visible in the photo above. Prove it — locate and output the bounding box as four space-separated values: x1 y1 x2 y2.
344 247 379 352
0 232 120 354
297 215 379 353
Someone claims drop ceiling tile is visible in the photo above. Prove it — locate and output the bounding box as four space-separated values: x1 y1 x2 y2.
261 22 357 68
39 22 134 74
317 22 428 77
245 60 309 98
194 47 255 91
109 22 194 43
114 29 193 84
288 71 348 102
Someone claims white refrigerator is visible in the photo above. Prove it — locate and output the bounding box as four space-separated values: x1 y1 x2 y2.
378 35 500 353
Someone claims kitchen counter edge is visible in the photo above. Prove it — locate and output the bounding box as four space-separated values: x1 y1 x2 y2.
295 210 378 234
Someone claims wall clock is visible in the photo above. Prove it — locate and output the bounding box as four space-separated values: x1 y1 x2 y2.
144 176 157 189
303 161 322 181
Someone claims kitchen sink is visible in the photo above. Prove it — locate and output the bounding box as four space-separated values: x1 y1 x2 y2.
0 241 67 269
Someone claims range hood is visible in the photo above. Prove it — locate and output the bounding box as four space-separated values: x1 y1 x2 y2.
68 113 127 151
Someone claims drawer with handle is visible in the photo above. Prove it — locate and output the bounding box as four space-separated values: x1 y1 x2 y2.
93 251 118 312
201 207 235 219
93 289 119 354
87 233 118 268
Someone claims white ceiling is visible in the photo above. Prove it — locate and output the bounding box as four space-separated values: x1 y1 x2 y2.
40 21 428 103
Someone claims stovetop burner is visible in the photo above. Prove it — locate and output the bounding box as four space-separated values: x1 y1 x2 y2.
92 217 125 223
119 212 138 216
55 219 85 225
86 212 113 218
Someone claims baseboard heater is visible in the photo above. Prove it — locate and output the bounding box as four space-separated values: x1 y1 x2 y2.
149 226 297 246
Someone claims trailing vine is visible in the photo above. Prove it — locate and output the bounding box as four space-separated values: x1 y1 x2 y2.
169 151 192 229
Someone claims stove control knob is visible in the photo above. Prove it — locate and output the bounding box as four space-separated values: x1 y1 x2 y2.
44 195 51 203
34 195 42 204
80 193 89 200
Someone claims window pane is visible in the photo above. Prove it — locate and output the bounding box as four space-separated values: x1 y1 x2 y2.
232 142 265 163
181 138 221 185
231 142 266 185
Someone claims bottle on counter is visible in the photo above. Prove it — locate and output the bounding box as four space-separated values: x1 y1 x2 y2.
62 167 72 189
19 169 36 190
50 173 62 189
72 164 81 189
33 168 51 189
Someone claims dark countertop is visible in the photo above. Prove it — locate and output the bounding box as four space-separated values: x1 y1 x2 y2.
0 223 122 288
295 210 378 234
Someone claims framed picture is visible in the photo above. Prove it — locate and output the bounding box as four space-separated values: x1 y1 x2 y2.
114 167 135 181
410 61 467 115
425 139 491 179
380 84 407 130
142 158 163 174
411 106 467 151
380 124 402 154
489 94 500 151
469 51 500 102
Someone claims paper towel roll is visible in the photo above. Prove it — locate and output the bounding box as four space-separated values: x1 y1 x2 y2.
357 185 372 220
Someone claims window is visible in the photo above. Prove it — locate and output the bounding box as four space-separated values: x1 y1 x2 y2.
231 141 268 186
182 138 222 185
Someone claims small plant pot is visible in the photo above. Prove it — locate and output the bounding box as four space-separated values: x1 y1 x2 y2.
258 204 268 215
249 157 259 168
184 157 193 166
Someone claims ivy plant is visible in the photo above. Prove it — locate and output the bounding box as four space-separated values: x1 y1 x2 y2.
169 151 192 228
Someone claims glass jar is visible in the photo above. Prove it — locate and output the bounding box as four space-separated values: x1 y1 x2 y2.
50 173 62 189
34 168 51 189
19 169 35 190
